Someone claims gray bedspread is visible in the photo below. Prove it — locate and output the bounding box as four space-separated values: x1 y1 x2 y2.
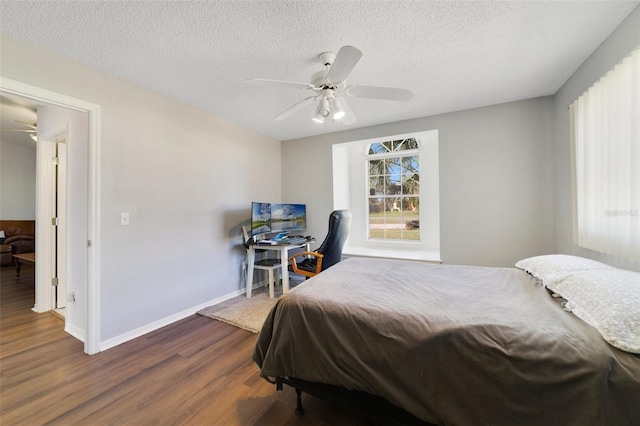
253 258 640 425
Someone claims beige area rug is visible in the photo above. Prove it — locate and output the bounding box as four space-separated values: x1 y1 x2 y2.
197 288 282 333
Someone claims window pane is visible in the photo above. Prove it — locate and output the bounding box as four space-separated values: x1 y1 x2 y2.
388 174 401 195
402 174 420 195
368 202 384 238
403 199 420 240
404 138 419 150
368 159 384 176
402 155 419 173
369 176 385 195
385 157 400 174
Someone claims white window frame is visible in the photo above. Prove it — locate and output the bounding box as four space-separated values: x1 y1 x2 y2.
332 130 440 262
366 138 421 242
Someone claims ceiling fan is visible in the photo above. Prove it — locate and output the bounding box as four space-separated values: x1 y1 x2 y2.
246 46 414 124
0 120 38 141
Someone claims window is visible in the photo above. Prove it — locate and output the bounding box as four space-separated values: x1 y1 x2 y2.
367 138 420 241
570 47 639 263
332 130 440 262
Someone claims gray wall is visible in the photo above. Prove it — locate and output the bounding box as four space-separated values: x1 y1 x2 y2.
283 4 640 271
0 139 36 220
553 6 640 272
1 34 282 343
283 97 555 267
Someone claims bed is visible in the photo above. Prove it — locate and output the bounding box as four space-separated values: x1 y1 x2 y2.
253 256 640 425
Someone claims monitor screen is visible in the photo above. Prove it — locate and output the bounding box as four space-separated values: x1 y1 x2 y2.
251 202 272 235
271 203 306 233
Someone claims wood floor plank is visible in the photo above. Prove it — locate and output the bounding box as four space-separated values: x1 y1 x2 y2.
0 264 377 425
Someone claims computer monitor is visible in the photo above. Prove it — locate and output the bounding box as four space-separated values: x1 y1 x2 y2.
271 203 306 233
251 202 272 235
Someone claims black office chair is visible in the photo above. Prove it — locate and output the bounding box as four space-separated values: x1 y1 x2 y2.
289 209 352 279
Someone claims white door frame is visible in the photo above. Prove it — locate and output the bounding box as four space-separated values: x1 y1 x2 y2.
0 77 101 355
56 139 68 311
34 134 67 313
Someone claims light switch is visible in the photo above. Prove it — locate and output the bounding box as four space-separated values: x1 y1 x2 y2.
120 212 130 226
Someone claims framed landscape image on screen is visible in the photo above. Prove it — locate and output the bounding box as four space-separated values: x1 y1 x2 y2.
271 204 306 233
251 202 272 235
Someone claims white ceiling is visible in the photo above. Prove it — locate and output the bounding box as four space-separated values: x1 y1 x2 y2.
0 1 638 141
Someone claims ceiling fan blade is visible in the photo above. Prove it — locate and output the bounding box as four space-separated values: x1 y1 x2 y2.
326 46 362 84
0 128 36 133
337 97 356 125
275 96 318 121
346 85 414 101
14 120 37 129
245 78 315 91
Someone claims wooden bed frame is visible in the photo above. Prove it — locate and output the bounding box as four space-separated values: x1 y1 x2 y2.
275 376 433 426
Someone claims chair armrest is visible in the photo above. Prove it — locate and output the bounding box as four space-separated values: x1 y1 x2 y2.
4 234 34 245
288 251 324 276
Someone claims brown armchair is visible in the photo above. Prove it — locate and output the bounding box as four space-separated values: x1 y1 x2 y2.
0 221 36 266
0 245 12 266
5 234 35 254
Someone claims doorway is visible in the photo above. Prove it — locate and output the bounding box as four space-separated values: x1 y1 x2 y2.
0 78 101 354
1 97 69 314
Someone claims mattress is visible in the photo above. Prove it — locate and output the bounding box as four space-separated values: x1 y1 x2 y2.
253 257 640 425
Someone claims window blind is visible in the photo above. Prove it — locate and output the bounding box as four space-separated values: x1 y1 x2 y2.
570 46 640 263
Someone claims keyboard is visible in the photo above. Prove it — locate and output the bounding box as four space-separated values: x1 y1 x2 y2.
256 236 307 245
286 237 308 244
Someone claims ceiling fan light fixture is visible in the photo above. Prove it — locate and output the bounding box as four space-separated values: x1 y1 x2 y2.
331 98 346 121
312 97 330 122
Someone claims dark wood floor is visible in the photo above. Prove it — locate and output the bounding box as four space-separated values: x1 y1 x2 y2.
0 264 376 425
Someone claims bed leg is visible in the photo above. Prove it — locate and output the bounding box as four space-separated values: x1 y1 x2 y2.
295 388 305 416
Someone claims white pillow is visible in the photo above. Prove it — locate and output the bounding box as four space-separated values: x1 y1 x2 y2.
551 268 640 354
515 254 612 283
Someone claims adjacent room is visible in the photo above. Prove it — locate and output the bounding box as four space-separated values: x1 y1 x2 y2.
0 1 638 424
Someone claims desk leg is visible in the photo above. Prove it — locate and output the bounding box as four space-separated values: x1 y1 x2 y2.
16 260 22 279
247 246 256 298
281 246 290 293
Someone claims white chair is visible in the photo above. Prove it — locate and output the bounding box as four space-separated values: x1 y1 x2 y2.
242 225 281 298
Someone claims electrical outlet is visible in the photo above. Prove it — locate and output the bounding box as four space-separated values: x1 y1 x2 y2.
120 212 130 226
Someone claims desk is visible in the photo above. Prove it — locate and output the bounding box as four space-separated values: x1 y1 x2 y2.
246 240 312 298
13 252 35 279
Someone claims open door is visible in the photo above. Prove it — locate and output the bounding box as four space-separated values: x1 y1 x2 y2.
53 139 67 311
34 131 67 315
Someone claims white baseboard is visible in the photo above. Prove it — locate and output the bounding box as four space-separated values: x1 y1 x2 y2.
65 323 85 342
98 289 245 352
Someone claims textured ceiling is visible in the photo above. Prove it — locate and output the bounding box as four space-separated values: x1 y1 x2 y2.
0 1 638 141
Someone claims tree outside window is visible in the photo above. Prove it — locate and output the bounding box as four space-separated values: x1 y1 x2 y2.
367 138 420 241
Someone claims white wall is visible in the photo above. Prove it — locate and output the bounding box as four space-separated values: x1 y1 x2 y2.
0 139 36 219
552 5 640 272
1 34 282 343
283 97 555 267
